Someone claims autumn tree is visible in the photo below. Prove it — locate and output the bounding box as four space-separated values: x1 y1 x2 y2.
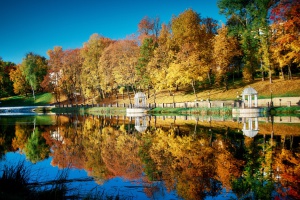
80 34 113 103
270 0 300 80
98 41 118 98
212 25 241 90
168 9 215 99
137 16 160 43
43 46 64 103
147 23 173 101
107 39 139 100
9 64 31 95
61 49 82 104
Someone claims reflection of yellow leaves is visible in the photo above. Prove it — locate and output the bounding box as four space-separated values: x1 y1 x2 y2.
0 136 4 145
102 126 115 135
12 124 30 151
119 124 126 133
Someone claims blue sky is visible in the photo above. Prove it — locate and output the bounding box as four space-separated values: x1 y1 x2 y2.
0 0 226 64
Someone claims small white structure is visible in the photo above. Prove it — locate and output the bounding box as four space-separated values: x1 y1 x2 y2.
126 92 148 114
134 92 147 108
242 117 259 138
242 87 258 108
232 86 263 115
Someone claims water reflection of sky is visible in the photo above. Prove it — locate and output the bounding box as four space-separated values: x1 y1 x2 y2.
2 152 180 199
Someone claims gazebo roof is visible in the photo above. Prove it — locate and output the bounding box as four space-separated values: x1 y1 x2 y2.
135 125 147 133
243 129 259 138
242 87 258 95
134 92 146 98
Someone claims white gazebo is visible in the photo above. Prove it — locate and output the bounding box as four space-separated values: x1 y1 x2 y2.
134 92 147 108
126 92 148 114
242 87 258 108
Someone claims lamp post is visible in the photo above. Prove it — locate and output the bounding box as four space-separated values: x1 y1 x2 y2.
270 90 273 107
279 99 281 107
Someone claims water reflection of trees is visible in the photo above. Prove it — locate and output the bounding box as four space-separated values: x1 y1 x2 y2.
4 114 300 199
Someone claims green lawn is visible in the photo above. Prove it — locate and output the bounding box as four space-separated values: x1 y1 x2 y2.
0 93 53 107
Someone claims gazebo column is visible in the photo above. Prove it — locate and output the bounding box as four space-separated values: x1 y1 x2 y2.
254 117 258 130
254 95 258 107
248 95 251 107
248 118 253 130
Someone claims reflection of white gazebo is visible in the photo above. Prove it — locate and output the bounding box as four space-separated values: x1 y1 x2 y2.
242 117 259 138
242 87 258 108
134 116 147 133
134 92 147 108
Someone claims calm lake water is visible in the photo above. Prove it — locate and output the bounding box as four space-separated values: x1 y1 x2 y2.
0 113 299 199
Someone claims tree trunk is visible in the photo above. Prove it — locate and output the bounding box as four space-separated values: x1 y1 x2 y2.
30 84 35 102
127 86 131 104
207 71 212 85
261 70 265 81
224 75 228 91
288 64 292 80
281 67 285 80
131 85 136 94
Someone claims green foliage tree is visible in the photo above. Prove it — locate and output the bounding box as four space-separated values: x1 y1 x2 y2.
217 0 276 82
20 53 48 100
136 38 157 94
0 59 15 97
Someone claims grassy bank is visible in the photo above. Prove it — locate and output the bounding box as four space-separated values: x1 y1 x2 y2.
0 93 54 106
51 106 126 115
148 106 232 115
271 106 300 115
